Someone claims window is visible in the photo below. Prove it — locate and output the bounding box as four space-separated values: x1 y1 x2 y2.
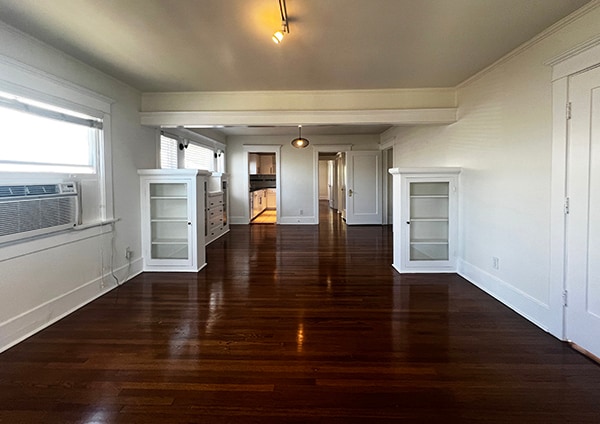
158 131 225 172
184 142 214 171
160 134 178 169
0 91 101 174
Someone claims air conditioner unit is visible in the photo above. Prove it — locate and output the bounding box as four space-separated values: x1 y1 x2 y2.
0 182 79 244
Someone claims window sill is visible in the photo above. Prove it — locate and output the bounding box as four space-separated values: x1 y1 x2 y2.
0 219 118 263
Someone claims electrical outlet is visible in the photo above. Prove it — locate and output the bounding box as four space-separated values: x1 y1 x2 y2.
492 256 500 270
299 209 304 215
125 247 132 260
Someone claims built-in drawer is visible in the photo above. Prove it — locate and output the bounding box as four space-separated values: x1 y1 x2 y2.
207 224 225 241
208 214 223 229
207 193 224 208
207 205 223 219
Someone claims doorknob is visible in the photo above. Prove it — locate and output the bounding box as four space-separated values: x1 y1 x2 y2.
348 189 353 197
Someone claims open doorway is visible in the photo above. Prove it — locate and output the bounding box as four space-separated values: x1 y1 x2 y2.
249 152 277 224
318 151 345 222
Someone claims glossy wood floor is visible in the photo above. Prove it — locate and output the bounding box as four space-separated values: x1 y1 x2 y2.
1 203 600 423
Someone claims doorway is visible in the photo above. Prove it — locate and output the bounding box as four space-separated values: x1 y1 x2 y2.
243 145 281 225
249 152 277 224
318 152 341 219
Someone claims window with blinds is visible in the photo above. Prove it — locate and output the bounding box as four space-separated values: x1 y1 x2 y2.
160 135 178 169
185 142 214 171
0 91 101 174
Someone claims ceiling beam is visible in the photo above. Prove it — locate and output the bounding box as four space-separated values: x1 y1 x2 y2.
140 108 457 128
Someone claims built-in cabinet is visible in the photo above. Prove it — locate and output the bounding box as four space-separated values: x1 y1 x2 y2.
205 173 229 245
139 169 210 272
389 167 461 273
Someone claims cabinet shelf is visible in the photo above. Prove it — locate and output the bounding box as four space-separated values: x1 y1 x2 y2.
410 195 449 198
410 218 449 222
150 196 187 200
151 218 188 222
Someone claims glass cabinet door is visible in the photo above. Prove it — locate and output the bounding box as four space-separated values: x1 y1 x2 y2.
149 182 190 261
408 181 449 261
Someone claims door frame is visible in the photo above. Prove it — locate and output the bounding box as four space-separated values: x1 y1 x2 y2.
312 144 352 224
548 37 600 340
243 144 282 224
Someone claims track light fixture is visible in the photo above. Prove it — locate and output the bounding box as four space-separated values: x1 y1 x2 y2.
272 0 289 44
291 125 309 148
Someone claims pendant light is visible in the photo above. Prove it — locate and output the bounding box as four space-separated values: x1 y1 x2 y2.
291 125 309 148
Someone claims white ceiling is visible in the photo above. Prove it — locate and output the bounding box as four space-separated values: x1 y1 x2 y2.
0 0 590 135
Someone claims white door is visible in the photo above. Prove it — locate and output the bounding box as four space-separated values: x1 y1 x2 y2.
566 65 600 358
345 151 382 225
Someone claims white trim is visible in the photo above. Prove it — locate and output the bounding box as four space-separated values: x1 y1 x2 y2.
141 87 458 112
141 108 457 127
0 221 114 263
457 0 600 89
546 35 600 80
312 144 353 223
0 54 114 114
389 167 462 175
458 259 551 333
0 259 142 353
279 216 316 225
548 34 600 340
163 127 227 153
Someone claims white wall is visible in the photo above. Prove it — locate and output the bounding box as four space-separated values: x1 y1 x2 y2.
227 134 379 224
0 23 155 351
385 5 600 333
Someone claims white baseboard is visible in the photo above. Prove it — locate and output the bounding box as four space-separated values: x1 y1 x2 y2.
230 216 248 225
278 216 317 225
0 257 143 353
457 258 551 333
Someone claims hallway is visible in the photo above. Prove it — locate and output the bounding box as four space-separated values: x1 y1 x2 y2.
0 214 599 423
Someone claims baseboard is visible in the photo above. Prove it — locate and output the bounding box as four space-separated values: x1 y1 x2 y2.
457 259 551 333
278 216 317 225
0 258 142 353
230 216 248 225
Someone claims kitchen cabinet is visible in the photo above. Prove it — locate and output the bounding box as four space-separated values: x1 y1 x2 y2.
205 173 229 245
249 153 275 175
248 153 259 174
250 189 267 220
389 167 461 273
266 188 276 209
260 154 275 174
139 169 210 272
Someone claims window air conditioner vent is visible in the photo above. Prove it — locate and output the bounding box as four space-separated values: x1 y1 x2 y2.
0 182 79 244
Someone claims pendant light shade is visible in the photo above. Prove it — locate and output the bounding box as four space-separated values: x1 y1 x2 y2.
291 125 309 148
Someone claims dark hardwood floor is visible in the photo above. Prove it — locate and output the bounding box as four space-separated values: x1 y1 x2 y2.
1 202 599 423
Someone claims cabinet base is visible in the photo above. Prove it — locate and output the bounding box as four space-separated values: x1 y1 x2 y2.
143 262 207 273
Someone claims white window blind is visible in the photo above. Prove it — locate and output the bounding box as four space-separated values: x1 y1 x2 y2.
185 142 214 171
160 135 178 169
0 91 100 174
